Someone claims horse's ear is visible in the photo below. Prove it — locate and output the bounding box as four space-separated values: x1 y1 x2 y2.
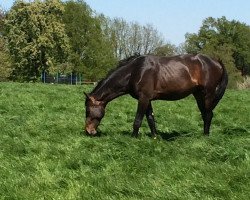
84 92 90 99
84 93 103 105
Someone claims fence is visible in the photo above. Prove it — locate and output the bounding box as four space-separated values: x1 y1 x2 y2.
41 72 96 85
0 72 96 85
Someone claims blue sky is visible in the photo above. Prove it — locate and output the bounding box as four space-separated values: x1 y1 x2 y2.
1 0 250 45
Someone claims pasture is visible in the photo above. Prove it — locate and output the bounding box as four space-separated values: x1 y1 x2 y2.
0 82 249 199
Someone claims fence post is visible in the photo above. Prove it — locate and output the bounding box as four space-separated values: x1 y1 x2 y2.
43 70 46 83
56 72 59 84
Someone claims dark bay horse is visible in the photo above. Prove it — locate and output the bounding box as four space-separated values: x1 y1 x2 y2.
84 54 228 137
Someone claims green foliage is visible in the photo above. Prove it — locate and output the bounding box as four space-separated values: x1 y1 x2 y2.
0 82 249 199
153 43 177 56
63 0 117 81
4 0 71 81
0 37 13 81
0 9 13 81
0 7 5 34
184 16 250 88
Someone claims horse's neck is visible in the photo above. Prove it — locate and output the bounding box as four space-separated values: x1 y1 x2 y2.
91 56 141 103
92 83 128 104
92 71 130 104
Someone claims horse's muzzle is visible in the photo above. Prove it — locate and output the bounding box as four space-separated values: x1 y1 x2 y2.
85 127 97 136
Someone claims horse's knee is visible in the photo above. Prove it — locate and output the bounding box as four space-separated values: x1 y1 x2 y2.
133 118 142 129
146 114 154 121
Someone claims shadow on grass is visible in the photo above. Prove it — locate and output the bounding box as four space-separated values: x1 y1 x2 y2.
119 130 194 141
156 131 193 141
81 129 194 141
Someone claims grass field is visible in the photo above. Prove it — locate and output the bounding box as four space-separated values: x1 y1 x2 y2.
0 82 249 200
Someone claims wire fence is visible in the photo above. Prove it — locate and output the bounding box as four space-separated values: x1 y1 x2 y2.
0 72 97 85
41 72 82 85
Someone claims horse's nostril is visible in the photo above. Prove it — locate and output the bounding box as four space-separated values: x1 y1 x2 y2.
86 127 97 135
90 130 97 135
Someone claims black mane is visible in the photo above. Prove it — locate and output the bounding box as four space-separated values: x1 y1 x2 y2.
117 53 141 68
91 54 141 94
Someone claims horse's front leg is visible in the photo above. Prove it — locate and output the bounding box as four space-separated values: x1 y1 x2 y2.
132 98 149 137
146 102 157 138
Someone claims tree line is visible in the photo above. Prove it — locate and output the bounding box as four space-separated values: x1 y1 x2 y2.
0 0 250 88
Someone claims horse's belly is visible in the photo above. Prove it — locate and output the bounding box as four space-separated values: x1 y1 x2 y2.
155 65 198 99
154 79 197 100
155 90 193 100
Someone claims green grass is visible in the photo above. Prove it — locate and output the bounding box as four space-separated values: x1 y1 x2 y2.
0 82 249 200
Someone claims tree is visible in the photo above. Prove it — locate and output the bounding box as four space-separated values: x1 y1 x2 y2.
141 24 164 55
231 22 250 75
4 0 71 81
0 8 13 81
63 0 117 80
107 17 130 59
153 43 177 56
107 18 164 59
0 7 5 35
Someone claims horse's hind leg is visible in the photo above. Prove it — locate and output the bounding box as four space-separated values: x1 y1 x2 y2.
194 91 215 136
203 109 213 135
145 102 157 138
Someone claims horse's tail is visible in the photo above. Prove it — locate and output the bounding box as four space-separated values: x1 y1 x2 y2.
214 60 228 104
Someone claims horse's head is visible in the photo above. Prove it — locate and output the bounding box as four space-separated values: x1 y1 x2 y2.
84 93 105 136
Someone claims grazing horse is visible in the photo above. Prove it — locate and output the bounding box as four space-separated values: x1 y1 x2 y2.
84 54 228 137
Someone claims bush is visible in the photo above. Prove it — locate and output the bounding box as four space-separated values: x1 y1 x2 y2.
237 76 250 89
0 38 13 81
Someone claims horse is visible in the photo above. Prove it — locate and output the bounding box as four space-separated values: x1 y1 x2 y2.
84 54 228 137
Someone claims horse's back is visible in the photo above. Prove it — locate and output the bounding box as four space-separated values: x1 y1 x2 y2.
129 54 225 100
